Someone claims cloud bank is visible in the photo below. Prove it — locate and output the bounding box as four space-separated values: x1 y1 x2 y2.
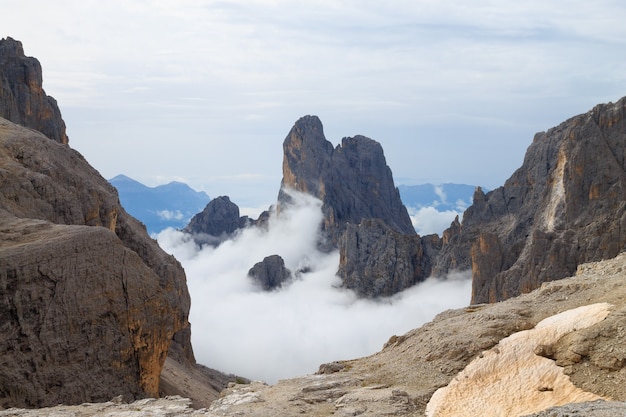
409 206 462 236
157 191 471 383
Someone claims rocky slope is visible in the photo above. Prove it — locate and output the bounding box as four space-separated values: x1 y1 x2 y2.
0 38 226 408
0 37 67 144
203 251 626 416
434 97 626 303
0 117 199 407
6 252 623 416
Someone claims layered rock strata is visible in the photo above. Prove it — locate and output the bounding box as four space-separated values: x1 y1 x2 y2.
0 117 192 407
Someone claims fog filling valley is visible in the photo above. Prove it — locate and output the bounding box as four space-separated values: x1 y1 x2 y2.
157 191 471 383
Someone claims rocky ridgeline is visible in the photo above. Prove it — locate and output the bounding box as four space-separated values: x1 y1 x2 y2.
184 115 433 297
186 101 626 300
0 37 67 144
434 97 626 303
278 115 415 241
280 116 439 296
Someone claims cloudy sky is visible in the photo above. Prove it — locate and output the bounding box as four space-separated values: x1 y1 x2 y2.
4 1 626 207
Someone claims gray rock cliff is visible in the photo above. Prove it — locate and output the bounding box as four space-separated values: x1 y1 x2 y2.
0 37 68 144
279 115 415 246
337 219 436 297
433 97 626 303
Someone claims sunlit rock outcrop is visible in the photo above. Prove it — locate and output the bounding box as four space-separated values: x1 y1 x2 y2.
426 303 612 417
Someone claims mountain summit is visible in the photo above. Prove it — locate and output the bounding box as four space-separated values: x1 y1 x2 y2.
0 37 68 144
279 115 415 245
277 115 435 297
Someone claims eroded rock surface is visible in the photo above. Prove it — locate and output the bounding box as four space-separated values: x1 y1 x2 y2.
0 37 68 144
434 97 626 303
279 115 414 245
0 118 193 407
337 218 434 297
278 115 435 297
426 303 612 417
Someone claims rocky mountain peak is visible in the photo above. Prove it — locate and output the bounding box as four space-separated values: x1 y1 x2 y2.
276 115 426 297
433 96 626 303
183 196 255 246
279 115 414 247
0 37 68 144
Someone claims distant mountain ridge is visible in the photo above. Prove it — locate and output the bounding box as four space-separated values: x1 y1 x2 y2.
109 174 210 235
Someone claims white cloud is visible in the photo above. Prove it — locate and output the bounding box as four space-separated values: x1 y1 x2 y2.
433 184 447 205
157 190 471 383
156 209 185 221
409 206 461 236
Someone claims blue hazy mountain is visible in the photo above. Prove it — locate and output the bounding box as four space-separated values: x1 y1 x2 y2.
109 174 210 235
398 183 480 212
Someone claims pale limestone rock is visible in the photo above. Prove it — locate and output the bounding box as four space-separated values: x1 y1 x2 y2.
426 303 613 417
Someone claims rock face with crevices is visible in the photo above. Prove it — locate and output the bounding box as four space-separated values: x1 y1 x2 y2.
433 97 626 303
279 115 415 245
278 115 437 297
337 218 436 297
0 37 68 144
0 118 192 407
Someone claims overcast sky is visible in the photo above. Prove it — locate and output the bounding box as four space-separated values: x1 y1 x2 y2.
4 1 626 207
